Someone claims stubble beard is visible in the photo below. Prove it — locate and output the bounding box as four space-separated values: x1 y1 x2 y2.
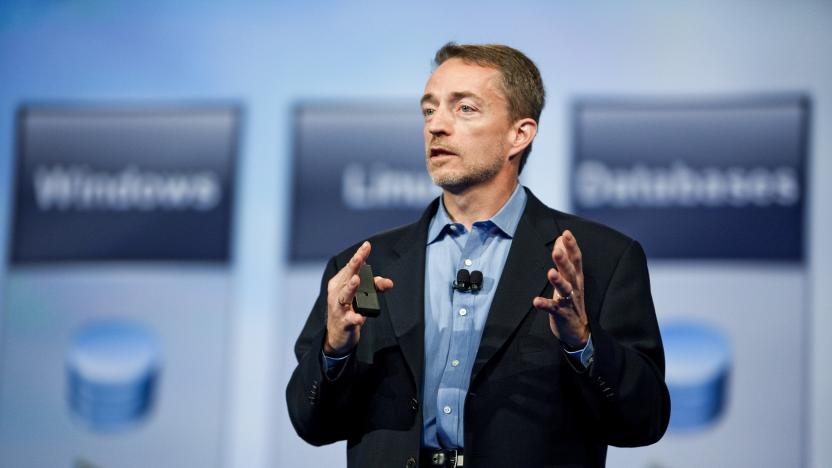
426 150 505 194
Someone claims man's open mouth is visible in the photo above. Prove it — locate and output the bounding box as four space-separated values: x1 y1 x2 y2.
430 147 457 157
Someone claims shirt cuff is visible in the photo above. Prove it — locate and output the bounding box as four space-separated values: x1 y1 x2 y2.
563 334 594 369
321 350 351 381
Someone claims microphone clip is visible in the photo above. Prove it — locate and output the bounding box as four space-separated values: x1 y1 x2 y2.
452 269 483 293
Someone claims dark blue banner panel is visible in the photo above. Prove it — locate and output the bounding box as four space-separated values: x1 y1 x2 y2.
11 106 240 263
571 95 808 260
289 102 439 263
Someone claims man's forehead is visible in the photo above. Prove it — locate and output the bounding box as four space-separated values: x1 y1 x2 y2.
423 59 504 101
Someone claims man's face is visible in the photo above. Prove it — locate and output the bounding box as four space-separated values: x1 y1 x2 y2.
421 58 515 192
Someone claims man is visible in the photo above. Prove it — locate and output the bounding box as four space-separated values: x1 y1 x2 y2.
287 43 670 468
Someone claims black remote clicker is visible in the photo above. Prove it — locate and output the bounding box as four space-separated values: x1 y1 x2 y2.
353 264 381 317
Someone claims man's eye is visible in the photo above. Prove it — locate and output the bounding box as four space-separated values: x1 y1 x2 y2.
460 105 474 113
422 108 435 117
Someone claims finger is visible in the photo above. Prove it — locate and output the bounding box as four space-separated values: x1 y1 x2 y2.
346 241 372 276
373 276 394 292
534 292 582 319
552 235 565 261
552 234 574 276
562 230 584 284
332 241 371 285
341 310 366 328
533 295 560 311
336 273 361 309
547 268 574 301
533 296 578 319
552 237 577 286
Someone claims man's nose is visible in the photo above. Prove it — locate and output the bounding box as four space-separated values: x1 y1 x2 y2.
426 107 451 136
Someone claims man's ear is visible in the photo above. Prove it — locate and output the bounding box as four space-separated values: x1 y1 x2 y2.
507 118 538 161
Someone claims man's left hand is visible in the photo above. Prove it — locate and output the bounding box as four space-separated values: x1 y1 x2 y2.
532 229 590 349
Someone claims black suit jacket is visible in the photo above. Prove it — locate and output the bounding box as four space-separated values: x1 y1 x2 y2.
287 189 670 468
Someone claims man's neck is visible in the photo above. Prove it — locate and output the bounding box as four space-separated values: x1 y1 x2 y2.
442 178 519 231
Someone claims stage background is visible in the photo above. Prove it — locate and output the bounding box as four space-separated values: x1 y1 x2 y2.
1 1 830 467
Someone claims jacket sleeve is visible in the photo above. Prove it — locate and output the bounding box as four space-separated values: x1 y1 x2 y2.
285 256 363 446
574 240 671 447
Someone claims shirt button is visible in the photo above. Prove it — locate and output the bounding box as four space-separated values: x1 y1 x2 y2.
451 360 460 367
464 259 473 266
443 406 452 414
459 308 467 316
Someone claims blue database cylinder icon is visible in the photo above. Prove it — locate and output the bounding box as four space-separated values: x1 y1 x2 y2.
66 321 161 431
662 321 731 432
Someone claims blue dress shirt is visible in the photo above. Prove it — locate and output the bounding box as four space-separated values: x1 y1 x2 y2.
421 184 527 449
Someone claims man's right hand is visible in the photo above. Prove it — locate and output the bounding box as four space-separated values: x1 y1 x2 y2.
324 241 394 357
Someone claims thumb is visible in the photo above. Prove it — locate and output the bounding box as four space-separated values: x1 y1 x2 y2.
374 276 394 292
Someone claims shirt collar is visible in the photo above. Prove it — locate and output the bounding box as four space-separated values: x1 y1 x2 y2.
427 184 527 245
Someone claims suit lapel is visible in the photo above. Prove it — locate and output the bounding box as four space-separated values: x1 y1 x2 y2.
471 191 560 384
381 200 437 397
380 192 561 392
